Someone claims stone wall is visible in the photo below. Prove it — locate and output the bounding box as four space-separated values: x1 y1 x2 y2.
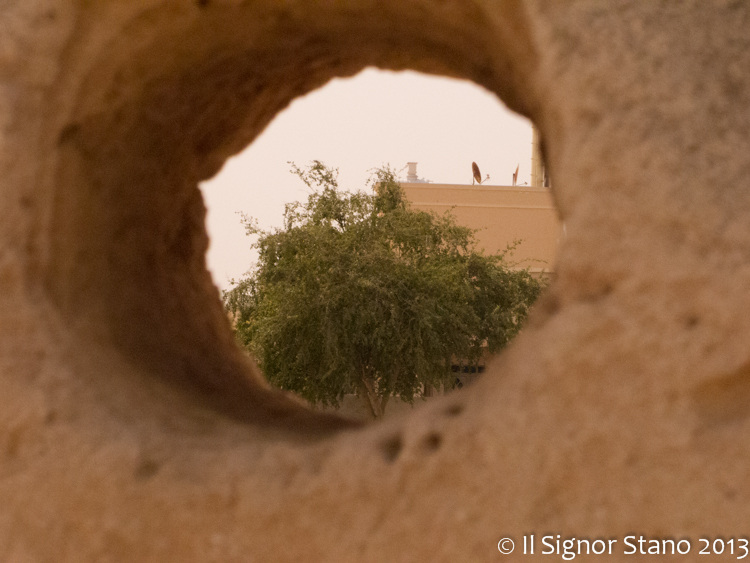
2 1 749 561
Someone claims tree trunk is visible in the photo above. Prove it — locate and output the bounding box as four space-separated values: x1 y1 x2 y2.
358 378 382 418
357 367 398 419
362 377 384 418
379 393 390 414
357 383 376 418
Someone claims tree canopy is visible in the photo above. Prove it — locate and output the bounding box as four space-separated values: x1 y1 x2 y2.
223 162 544 417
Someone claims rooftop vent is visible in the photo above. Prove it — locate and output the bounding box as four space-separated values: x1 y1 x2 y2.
405 162 430 183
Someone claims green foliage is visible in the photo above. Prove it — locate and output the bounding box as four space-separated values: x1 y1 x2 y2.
223 161 545 417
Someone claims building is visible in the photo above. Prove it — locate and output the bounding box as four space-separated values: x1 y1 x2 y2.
400 147 561 388
400 166 561 276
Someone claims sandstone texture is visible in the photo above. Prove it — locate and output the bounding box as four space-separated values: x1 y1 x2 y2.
2 1 749 561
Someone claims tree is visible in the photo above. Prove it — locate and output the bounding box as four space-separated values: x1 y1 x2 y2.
223 161 544 418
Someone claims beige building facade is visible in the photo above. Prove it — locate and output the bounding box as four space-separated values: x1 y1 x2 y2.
397 164 562 393
401 179 561 275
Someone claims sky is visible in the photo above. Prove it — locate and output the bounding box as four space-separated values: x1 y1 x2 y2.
199 68 533 291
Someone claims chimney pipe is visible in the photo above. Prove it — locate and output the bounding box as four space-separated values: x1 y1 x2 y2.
406 162 418 183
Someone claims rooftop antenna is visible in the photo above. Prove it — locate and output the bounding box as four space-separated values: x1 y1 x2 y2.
472 162 482 185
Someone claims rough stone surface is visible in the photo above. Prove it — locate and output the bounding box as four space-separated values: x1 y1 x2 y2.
2 0 750 561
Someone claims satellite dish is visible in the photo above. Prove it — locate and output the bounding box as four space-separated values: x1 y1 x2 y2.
472 162 482 185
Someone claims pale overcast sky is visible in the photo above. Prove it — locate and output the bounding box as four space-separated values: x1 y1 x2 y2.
199 68 533 291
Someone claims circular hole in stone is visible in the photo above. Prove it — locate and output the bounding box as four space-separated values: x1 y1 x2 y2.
199 69 555 422
47 3 547 435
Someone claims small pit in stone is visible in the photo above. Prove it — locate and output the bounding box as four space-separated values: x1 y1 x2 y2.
421 432 443 453
380 434 403 463
444 404 464 417
134 459 161 481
